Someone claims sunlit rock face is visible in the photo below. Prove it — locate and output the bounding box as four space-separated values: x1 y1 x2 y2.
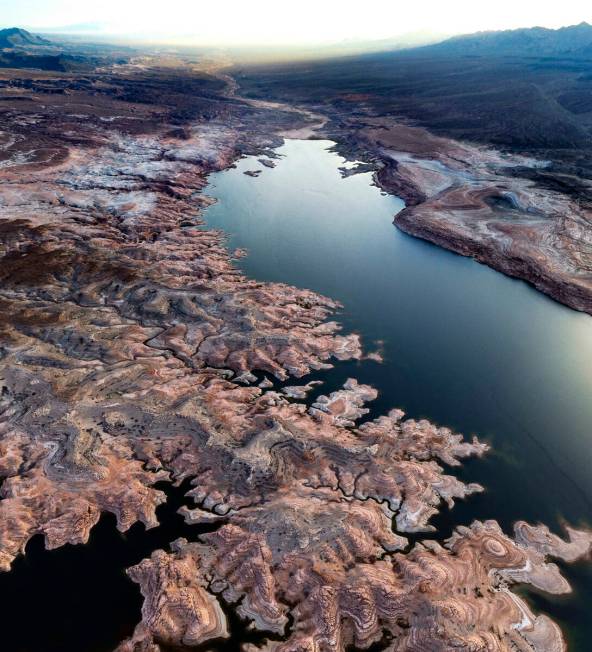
0 65 590 652
115 543 229 651
353 121 592 314
119 519 591 652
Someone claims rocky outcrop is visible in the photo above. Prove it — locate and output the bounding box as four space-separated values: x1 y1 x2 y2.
119 519 592 652
116 543 229 651
357 121 592 313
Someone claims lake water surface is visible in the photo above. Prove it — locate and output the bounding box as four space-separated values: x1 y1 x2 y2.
203 138 592 650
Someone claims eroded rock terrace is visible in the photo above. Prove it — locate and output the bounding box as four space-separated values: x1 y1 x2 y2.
0 66 590 652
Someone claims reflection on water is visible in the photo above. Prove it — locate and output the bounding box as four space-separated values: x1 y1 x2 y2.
203 138 592 649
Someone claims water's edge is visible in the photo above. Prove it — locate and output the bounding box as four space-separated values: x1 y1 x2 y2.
202 138 592 649
1 136 590 651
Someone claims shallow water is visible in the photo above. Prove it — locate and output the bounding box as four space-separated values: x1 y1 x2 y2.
202 138 592 649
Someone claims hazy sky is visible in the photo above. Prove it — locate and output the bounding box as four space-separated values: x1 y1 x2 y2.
3 0 591 46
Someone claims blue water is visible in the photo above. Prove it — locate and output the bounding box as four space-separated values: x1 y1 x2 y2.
203 138 592 649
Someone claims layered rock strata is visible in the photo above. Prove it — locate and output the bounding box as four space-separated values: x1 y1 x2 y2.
122 520 590 652
0 65 589 652
334 118 592 313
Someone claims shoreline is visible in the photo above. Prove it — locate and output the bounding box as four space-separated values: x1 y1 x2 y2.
0 63 590 652
233 81 592 316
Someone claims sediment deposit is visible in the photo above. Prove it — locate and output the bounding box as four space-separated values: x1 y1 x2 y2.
0 62 590 652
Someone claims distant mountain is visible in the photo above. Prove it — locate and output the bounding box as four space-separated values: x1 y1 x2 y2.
416 22 592 57
0 27 52 49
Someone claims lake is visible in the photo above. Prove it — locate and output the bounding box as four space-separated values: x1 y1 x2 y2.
202 138 592 650
2 136 590 652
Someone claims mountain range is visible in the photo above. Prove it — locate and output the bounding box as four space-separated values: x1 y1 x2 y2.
416 21 592 57
3 22 592 60
0 27 51 49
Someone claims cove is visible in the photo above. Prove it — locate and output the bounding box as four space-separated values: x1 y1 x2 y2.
202 138 592 650
0 481 269 652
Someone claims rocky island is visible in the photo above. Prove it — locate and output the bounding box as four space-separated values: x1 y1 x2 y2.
0 28 591 652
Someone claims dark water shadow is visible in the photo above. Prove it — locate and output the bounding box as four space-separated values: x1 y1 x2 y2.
0 480 225 652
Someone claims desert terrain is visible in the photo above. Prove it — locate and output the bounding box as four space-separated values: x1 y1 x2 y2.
0 28 591 652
